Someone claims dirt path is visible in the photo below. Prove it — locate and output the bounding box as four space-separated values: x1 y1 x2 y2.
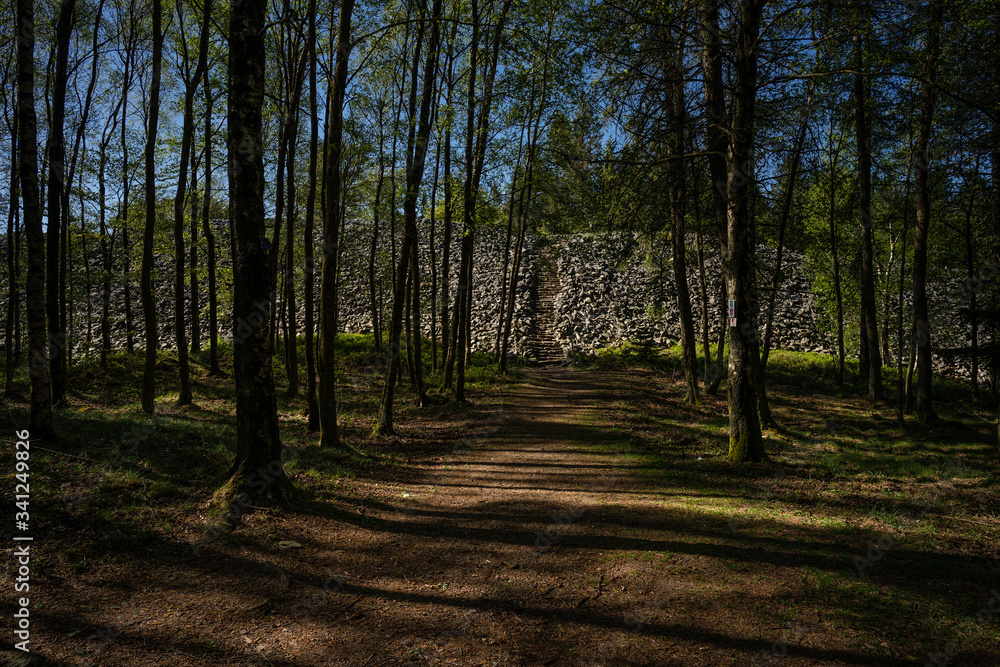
312 367 653 666
37 368 909 666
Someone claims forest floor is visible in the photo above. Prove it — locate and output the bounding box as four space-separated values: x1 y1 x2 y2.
2 344 1000 666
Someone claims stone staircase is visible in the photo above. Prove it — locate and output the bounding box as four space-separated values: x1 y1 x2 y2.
529 247 566 366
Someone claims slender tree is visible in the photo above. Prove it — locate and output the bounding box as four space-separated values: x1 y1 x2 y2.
303 0 319 429
663 23 699 404
5 80 20 393
912 0 943 424
375 0 443 434
718 0 766 462
18 0 55 438
202 83 221 376
222 0 294 503
140 0 163 415
171 0 213 405
854 4 882 401
45 0 76 407
318 0 356 449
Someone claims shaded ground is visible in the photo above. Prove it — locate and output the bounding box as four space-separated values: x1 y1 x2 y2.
3 357 1000 666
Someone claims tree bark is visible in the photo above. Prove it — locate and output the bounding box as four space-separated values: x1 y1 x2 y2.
5 89 19 393
318 0 356 449
284 107 300 397
140 0 163 416
98 109 116 368
896 146 912 425
454 0 513 400
429 137 441 370
911 0 943 424
961 169 979 398
202 83 220 376
191 152 201 354
438 23 456 385
303 0 319 429
826 115 845 388
722 0 766 463
854 13 882 401
375 0 442 434
222 0 295 505
45 0 76 407
700 0 728 250
171 0 212 406
120 17 135 355
693 173 712 380
663 26 698 404
18 0 55 438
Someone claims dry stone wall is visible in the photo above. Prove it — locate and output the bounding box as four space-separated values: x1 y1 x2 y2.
0 224 988 386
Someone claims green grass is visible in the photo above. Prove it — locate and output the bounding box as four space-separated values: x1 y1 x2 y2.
0 332 517 561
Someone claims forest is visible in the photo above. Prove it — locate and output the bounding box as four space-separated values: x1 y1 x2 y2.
1 0 999 664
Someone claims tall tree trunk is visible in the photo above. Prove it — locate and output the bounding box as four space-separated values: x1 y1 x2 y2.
962 172 979 398
375 0 442 434
500 68 547 373
202 85 220 376
438 28 455 385
80 169 91 361
694 179 712 379
722 0 766 463
369 156 385 352
5 95 19 393
453 0 481 403
191 156 201 354
701 0 729 400
269 114 289 355
896 147 910 428
18 0 55 437
854 10 882 401
60 195 69 373
896 149 911 426
223 0 294 504
140 0 163 415
664 26 698 404
121 30 134 355
318 0 356 449
429 138 440 370
98 139 113 367
827 116 845 388
699 0 728 249
46 0 76 407
62 0 104 374
303 0 319 430
912 0 943 424
285 109 300 397
454 0 513 400
171 0 211 406
496 126 524 361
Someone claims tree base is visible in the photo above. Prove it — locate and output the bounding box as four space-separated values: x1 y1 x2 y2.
371 419 396 438
211 461 299 522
